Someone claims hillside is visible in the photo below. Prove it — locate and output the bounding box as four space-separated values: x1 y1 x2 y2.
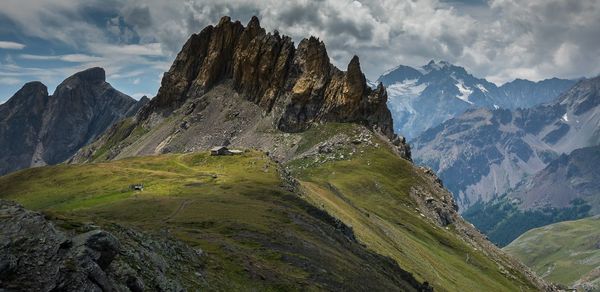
0 68 147 176
0 16 556 291
1 123 550 291
504 216 600 291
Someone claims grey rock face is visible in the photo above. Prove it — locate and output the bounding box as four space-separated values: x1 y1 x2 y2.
413 76 600 211
509 145 600 212
0 200 205 291
0 68 139 175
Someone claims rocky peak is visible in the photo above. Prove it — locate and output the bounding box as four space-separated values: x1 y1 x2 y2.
0 67 138 175
1 82 49 114
142 16 396 142
558 76 599 112
8 81 47 100
67 67 106 84
21 81 48 92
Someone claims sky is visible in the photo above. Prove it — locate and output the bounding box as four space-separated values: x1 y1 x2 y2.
0 0 599 103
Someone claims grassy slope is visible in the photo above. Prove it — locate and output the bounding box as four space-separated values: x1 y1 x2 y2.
287 124 539 292
504 216 600 288
0 122 542 291
0 150 425 291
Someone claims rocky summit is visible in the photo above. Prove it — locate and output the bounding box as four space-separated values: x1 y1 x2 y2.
148 16 393 137
74 16 409 164
0 68 147 175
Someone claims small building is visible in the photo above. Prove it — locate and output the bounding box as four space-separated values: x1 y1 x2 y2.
130 184 144 191
210 146 243 156
211 146 231 156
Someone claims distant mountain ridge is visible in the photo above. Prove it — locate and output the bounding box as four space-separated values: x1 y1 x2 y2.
413 76 600 212
378 60 576 139
462 145 600 246
0 67 147 175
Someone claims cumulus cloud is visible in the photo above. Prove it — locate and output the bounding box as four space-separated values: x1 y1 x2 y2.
0 0 599 86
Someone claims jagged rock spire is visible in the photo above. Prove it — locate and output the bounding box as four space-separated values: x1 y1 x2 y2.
144 16 396 139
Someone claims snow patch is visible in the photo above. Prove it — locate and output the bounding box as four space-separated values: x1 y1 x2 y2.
366 79 378 89
455 79 474 105
386 79 427 98
476 84 489 93
493 104 499 110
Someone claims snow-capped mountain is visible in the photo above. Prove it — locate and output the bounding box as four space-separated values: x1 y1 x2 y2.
378 60 575 139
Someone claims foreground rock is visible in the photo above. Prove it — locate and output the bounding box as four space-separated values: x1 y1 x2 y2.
0 200 205 291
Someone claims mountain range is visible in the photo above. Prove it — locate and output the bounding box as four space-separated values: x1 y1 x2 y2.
0 16 554 291
412 76 600 245
378 60 576 139
0 68 148 175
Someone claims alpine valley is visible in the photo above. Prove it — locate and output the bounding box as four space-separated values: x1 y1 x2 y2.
0 16 557 291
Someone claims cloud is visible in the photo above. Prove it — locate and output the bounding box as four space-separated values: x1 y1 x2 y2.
88 43 163 56
0 41 25 50
19 54 104 63
0 77 21 85
1 0 599 87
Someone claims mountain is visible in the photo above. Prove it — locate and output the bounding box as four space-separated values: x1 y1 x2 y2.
496 78 577 109
510 145 600 212
462 145 600 246
0 68 147 175
413 76 600 213
504 216 600 291
4 16 555 291
378 61 497 139
72 16 408 163
377 61 575 139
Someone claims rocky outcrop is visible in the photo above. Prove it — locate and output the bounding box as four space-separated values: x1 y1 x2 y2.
73 16 408 163
0 200 205 291
142 16 395 139
0 68 139 175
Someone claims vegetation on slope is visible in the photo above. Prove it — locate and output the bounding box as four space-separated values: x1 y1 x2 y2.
0 150 428 291
504 216 600 290
0 122 548 291
464 196 591 246
286 123 541 292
